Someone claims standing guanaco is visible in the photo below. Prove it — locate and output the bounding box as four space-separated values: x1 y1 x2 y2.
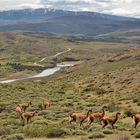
18 102 32 112
69 109 92 126
131 114 140 128
88 106 107 125
101 112 121 129
20 111 38 124
42 101 50 109
15 105 22 117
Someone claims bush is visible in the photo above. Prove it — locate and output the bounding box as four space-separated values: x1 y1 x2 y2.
133 98 138 103
124 110 134 117
0 128 8 136
1 134 24 140
103 129 113 135
108 101 120 112
88 132 105 139
94 88 106 95
47 129 67 138
135 132 140 138
137 102 140 106
21 124 47 138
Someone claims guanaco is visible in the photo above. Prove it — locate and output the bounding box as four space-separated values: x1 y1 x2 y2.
18 102 32 112
69 109 92 126
88 106 107 125
20 111 37 124
101 112 121 129
15 105 22 117
131 114 140 128
42 101 50 109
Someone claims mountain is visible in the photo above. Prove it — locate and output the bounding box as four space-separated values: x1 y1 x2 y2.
0 8 140 36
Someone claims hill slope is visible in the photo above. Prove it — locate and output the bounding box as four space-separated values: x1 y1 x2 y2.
0 32 140 139
92 29 140 43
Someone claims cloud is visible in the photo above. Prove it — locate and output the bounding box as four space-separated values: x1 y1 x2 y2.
0 0 140 18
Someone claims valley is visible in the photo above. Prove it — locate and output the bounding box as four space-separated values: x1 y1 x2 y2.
0 31 140 139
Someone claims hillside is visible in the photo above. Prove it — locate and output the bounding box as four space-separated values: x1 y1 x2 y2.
0 32 140 139
0 9 140 36
93 29 140 44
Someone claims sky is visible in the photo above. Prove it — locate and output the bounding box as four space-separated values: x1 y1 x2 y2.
0 0 140 18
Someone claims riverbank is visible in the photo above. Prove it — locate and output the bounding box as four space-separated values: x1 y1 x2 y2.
0 48 75 83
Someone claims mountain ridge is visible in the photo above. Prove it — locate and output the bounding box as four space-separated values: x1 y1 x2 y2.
0 8 140 36
0 8 140 22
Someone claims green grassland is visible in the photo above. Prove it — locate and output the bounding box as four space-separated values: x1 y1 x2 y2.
0 32 140 140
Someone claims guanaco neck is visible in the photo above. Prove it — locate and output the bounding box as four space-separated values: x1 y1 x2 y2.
28 102 31 107
31 112 36 117
86 110 91 118
114 113 119 122
102 108 105 117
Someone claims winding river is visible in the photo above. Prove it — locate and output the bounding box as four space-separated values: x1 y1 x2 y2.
0 48 73 84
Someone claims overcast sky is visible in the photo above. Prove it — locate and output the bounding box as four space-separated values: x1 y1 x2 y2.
0 0 140 18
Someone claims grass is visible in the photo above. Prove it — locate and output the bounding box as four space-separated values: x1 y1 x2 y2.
0 31 140 139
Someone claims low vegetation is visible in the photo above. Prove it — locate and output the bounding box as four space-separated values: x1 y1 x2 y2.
0 32 140 139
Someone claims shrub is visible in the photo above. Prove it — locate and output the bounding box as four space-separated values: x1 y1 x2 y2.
0 128 8 136
72 130 87 136
137 102 140 106
47 129 67 138
1 134 24 140
21 124 48 138
135 132 140 138
103 129 113 135
124 110 134 117
108 101 120 112
94 88 106 95
88 132 105 139
133 98 138 103
0 106 6 113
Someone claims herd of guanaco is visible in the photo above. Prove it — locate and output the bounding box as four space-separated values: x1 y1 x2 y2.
15 101 50 124
69 106 140 129
15 101 140 129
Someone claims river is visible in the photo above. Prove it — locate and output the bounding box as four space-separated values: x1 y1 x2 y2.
0 48 73 84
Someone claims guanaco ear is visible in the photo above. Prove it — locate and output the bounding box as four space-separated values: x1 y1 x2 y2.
130 114 135 118
103 106 108 108
35 111 39 114
118 112 121 115
90 109 92 113
88 108 92 112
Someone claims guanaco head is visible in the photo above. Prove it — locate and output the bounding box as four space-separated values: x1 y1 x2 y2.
130 114 135 118
35 110 38 114
29 102 32 106
102 106 108 110
33 110 39 116
116 112 121 116
87 109 92 114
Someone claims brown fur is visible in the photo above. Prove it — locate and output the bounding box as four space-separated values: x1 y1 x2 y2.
18 102 31 112
43 101 50 109
20 111 37 124
132 114 140 128
88 106 107 125
69 110 92 126
101 112 121 129
15 105 22 117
